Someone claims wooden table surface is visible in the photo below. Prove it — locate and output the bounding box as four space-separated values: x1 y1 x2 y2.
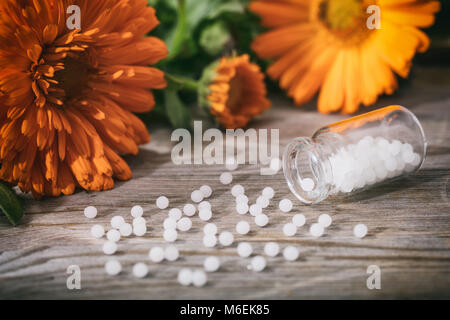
0 65 449 300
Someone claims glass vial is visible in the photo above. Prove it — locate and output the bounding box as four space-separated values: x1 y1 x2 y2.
283 105 427 204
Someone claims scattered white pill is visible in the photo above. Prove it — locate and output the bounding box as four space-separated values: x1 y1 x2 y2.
310 223 325 237
84 206 97 219
103 241 117 255
149 247 165 263
256 196 270 209
283 246 299 261
133 223 147 236
300 178 315 192
177 217 192 232
199 209 212 221
262 187 275 199
219 231 234 246
164 246 179 261
225 158 238 171
107 229 121 242
283 223 297 236
231 184 245 197
105 260 122 276
119 223 132 237
255 214 269 227
237 242 253 258
191 190 204 203
199 185 212 198
279 199 293 213
130 205 143 218
220 172 233 185
292 214 306 227
178 268 193 286
203 223 218 235
235 194 249 204
250 256 266 272
203 234 217 248
132 263 148 278
164 217 177 230
264 242 280 257
204 256 220 272
156 196 169 209
163 229 178 242
236 202 249 215
198 201 211 211
133 217 146 226
111 216 125 229
183 203 197 216
353 224 368 238
249 204 262 216
168 208 182 221
90 224 105 239
192 270 208 287
236 221 250 235
318 214 332 228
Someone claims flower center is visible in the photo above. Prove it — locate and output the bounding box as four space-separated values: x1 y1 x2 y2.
54 55 92 101
227 72 245 114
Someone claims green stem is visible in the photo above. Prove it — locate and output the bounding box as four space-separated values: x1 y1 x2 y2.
166 73 199 92
166 0 188 62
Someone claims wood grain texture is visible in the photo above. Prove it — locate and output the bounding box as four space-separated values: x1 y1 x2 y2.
0 65 449 299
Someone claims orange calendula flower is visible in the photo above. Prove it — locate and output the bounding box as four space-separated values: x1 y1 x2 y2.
250 0 440 113
206 54 271 129
0 0 168 197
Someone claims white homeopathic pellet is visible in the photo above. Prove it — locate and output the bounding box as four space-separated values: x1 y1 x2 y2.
132 263 148 278
236 221 250 235
203 223 218 235
199 185 213 198
220 172 233 185
203 234 217 248
164 246 179 261
149 247 165 263
107 229 121 242
255 214 269 227
235 194 249 204
256 196 270 209
90 224 105 239
164 217 177 230
218 231 234 246
353 224 368 238
119 223 132 237
133 217 146 226
156 196 169 209
249 204 262 216
163 229 178 242
300 178 315 192
279 199 293 213
105 260 122 276
130 205 144 218
264 242 280 257
262 187 275 199
103 241 117 255
318 214 332 228
283 246 299 261
198 201 211 211
177 217 192 232
250 256 266 272
204 256 220 272
310 223 325 237
199 209 212 221
168 208 182 221
231 184 245 197
183 203 196 216
178 268 193 286
292 214 306 227
237 242 253 258
111 216 125 229
191 190 204 203
236 202 249 215
192 270 208 287
133 223 147 236
283 223 297 236
84 206 98 219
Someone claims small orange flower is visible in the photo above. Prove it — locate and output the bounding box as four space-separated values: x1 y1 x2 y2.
250 0 440 114
207 55 271 129
0 0 168 197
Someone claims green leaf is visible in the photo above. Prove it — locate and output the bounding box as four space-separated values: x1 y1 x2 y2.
0 182 23 226
164 89 192 129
